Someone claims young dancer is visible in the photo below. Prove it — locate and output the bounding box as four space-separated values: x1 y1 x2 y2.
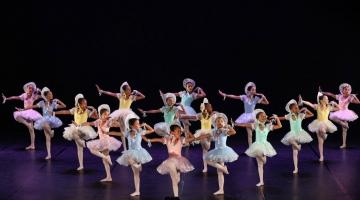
55 94 98 170
241 109 282 186
2 82 42 150
20 87 66 159
86 104 122 182
219 82 269 146
322 83 360 148
299 92 339 161
279 99 314 174
203 113 238 195
144 123 195 198
96 82 145 151
116 118 154 196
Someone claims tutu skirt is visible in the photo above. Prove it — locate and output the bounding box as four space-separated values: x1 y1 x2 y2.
235 113 255 124
205 146 239 163
245 141 277 157
34 116 62 130
308 120 337 133
87 136 122 152
330 109 358 122
193 129 212 149
116 148 152 166
63 124 98 141
157 154 194 174
154 122 170 137
110 109 139 132
281 130 313 145
13 109 42 122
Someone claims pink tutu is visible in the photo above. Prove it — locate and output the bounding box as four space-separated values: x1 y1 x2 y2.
157 154 194 175
110 109 138 132
235 113 255 124
87 135 122 152
330 109 358 122
308 120 337 134
13 109 42 122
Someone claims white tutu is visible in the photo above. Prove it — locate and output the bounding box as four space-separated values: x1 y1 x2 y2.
34 116 63 130
205 146 239 163
193 129 211 149
154 122 170 137
63 124 98 141
245 141 277 157
13 109 42 122
330 109 358 122
116 148 152 166
281 130 313 145
157 154 194 175
87 136 122 152
308 120 337 133
110 109 139 132
178 105 197 116
235 113 255 124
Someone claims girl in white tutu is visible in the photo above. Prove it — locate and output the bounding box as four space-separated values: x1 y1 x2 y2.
322 83 360 148
166 78 206 133
299 92 339 162
279 99 314 174
20 87 66 159
240 109 282 187
144 123 195 198
86 104 122 182
138 92 185 137
200 113 238 195
2 82 42 150
219 82 269 147
116 118 154 197
96 82 145 151
55 94 98 171
181 98 217 173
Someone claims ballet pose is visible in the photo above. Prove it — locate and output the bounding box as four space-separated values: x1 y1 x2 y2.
138 92 185 137
2 82 42 150
219 82 269 146
116 118 154 196
241 109 282 187
279 99 314 174
144 123 195 198
96 82 145 151
86 104 122 182
201 113 238 195
322 83 360 148
19 87 66 159
181 98 217 173
299 92 339 162
55 94 98 170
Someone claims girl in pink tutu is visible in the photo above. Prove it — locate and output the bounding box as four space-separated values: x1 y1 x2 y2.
322 83 360 148
86 104 122 182
96 82 145 151
55 94 98 171
144 123 195 198
279 99 314 174
299 92 339 162
2 82 42 150
20 87 66 159
219 82 269 146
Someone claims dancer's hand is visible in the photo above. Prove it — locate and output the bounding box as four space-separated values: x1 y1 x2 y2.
2 93 6 104
95 84 102 96
218 90 226 97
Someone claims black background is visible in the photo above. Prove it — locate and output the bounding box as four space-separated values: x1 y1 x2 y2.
1 0 359 141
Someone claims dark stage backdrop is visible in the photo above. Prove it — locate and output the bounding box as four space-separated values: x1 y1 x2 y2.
1 1 359 140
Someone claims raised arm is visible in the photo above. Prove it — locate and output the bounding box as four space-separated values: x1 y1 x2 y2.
194 87 206 99
350 94 360 104
218 90 241 100
227 125 236 136
271 115 282 130
55 110 72 115
142 123 155 134
138 108 162 116
299 95 317 110
300 107 314 118
133 90 145 101
322 92 336 99
256 93 269 105
54 99 66 109
96 84 118 98
235 123 253 128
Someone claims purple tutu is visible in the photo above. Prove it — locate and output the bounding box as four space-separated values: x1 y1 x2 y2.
87 135 122 152
13 109 42 122
157 154 194 175
330 109 358 122
34 116 62 130
235 113 255 124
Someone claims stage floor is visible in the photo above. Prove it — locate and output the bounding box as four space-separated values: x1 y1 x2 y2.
0 135 359 200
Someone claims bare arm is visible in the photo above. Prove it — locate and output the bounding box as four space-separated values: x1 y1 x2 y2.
300 107 314 118
16 104 40 111
278 116 287 121
256 93 269 105
144 137 165 144
96 84 118 98
194 87 206 99
351 94 360 104
2 93 22 103
271 116 282 130
142 123 155 134
54 99 66 109
55 110 72 115
322 92 336 99
299 95 317 110
133 90 145 101
235 123 253 129
227 126 236 136
218 90 241 100
138 108 162 115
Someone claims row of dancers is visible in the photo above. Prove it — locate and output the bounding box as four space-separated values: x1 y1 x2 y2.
2 79 359 197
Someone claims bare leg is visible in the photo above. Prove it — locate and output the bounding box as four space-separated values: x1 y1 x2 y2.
15 117 36 150
202 149 208 173
246 127 253 147
256 157 264 186
130 165 141 196
214 163 225 195
340 123 348 148
317 131 325 162
100 150 112 182
292 145 299 174
206 161 229 174
168 163 179 197
89 148 112 165
75 142 84 170
43 124 52 160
